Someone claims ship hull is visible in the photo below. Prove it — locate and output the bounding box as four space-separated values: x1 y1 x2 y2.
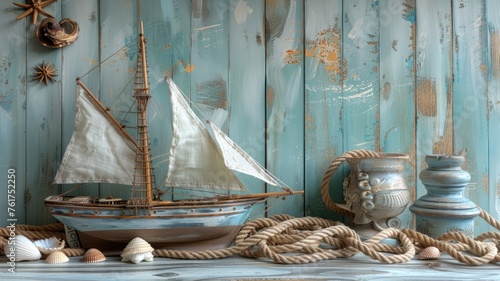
45 195 266 253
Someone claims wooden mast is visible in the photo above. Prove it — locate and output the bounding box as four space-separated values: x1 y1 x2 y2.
130 21 154 210
139 22 153 204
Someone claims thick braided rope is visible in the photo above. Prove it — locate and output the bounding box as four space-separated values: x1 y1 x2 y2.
401 229 498 266
320 149 380 218
1 214 500 265
0 227 66 241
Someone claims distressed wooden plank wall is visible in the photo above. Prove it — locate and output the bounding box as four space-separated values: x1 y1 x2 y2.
0 0 499 235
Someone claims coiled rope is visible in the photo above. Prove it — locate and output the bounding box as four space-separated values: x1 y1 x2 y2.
1 150 499 265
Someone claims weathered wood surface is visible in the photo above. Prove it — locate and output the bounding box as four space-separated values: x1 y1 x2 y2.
1 0 499 235
1 254 499 280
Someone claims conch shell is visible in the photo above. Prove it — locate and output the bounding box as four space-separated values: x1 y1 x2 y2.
36 18 79 48
121 237 154 264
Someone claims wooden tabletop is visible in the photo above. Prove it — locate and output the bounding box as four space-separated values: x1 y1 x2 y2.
1 254 499 280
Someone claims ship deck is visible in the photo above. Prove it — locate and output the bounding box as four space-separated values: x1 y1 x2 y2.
1 253 498 280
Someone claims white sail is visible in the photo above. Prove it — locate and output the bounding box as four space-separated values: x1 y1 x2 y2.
163 77 246 191
208 122 282 187
53 86 136 185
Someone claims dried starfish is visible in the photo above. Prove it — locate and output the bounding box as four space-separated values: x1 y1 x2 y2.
13 0 57 25
33 60 57 85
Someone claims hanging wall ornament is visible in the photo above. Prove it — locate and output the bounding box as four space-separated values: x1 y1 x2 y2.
33 60 57 85
13 0 57 25
36 18 80 48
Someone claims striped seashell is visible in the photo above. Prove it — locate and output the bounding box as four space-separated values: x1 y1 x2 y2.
418 246 440 260
121 237 154 256
121 237 154 264
45 251 69 264
3 235 42 261
81 248 106 263
33 237 65 255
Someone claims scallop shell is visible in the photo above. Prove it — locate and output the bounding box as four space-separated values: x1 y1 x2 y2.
3 235 42 261
418 246 440 260
121 237 154 264
33 237 65 255
81 248 106 263
45 251 69 264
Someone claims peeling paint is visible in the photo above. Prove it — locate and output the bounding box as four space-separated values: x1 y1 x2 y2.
491 32 500 79
481 173 489 194
234 0 253 24
382 82 391 100
266 86 275 109
416 79 437 116
402 0 416 24
284 49 302 64
305 25 342 80
392 40 398 51
196 76 228 109
256 33 263 46
184 64 196 73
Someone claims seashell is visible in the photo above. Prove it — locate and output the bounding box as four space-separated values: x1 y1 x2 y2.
36 18 80 48
33 237 65 255
121 237 154 256
45 251 69 264
3 235 42 261
418 246 440 260
81 248 106 263
122 252 154 264
121 237 154 264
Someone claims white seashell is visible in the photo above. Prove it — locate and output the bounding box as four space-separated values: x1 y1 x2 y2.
121 237 154 256
33 237 65 255
121 237 154 264
418 246 440 260
121 252 154 264
45 251 69 264
81 248 106 263
3 235 42 261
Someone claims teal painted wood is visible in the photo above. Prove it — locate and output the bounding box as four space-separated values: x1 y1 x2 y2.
378 0 416 229
0 1 27 224
138 0 175 201
183 0 230 200
190 0 229 127
342 0 379 152
265 0 305 217
228 0 267 217
98 0 138 201
2 0 500 232
154 0 192 201
25 3 62 225
415 1 453 208
168 0 191 97
303 0 344 220
2 254 500 280
452 0 490 234
485 0 500 225
60 0 100 198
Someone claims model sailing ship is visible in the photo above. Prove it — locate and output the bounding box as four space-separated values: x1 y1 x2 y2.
45 23 302 251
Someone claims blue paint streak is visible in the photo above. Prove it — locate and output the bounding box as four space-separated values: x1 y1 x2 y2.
0 93 13 112
403 8 416 24
405 55 414 73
